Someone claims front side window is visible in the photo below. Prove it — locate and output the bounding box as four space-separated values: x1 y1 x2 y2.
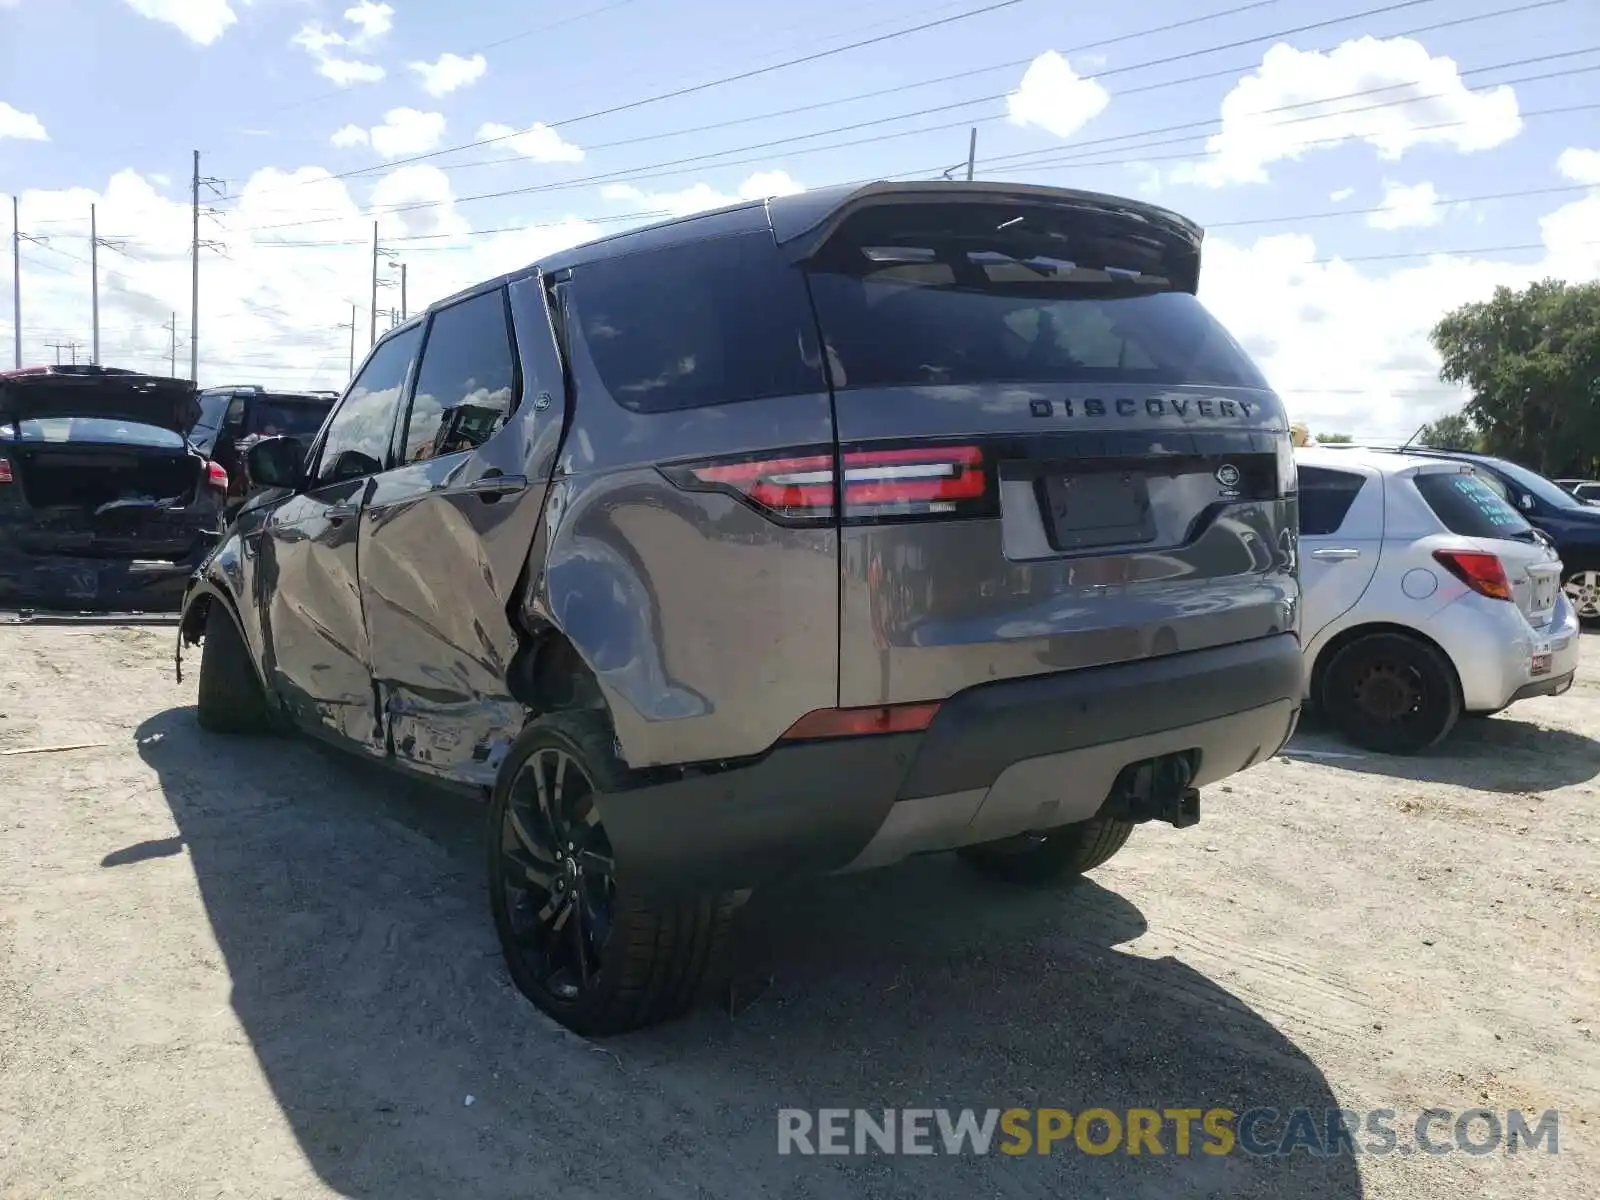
1297 465 1368 536
565 231 825 413
313 327 421 487
402 289 517 463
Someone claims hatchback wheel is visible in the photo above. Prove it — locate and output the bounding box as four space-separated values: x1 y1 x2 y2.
1320 632 1460 755
1563 570 1600 621
488 711 734 1037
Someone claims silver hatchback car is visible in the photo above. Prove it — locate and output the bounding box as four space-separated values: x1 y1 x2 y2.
178 181 1303 1034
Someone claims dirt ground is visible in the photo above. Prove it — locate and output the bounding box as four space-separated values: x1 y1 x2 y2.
1 618 1597 1199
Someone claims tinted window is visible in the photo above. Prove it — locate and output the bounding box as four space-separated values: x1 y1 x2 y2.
566 231 825 413
1414 470 1536 539
16 417 186 449
245 398 332 440
403 290 517 462
313 328 420 486
1297 466 1367 535
191 394 227 432
804 203 1266 390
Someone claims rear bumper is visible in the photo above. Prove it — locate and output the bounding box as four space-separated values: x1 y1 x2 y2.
1442 591 1582 713
0 539 212 612
599 633 1302 899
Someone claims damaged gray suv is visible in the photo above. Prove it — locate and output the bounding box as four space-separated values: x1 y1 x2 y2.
176 181 1303 1036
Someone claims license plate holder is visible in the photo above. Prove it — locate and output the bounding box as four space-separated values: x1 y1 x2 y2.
1040 470 1157 552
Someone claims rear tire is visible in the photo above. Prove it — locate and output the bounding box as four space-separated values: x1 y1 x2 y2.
1320 631 1460 754
195 602 279 735
956 817 1136 884
488 710 736 1037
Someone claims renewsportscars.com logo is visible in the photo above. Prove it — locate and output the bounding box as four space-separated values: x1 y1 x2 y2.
776 1107 1561 1157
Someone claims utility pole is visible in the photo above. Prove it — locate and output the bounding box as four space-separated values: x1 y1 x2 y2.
965 127 977 181
337 304 357 379
10 196 19 369
399 261 407 321
164 312 178 377
47 339 82 365
190 150 225 382
371 225 400 346
11 196 50 369
91 204 99 365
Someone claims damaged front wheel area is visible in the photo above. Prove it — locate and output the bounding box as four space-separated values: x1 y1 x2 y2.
194 602 282 735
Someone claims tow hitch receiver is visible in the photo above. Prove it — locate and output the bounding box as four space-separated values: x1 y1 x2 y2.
1104 751 1201 828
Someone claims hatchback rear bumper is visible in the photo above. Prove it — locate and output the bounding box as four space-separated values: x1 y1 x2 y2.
599 632 1302 899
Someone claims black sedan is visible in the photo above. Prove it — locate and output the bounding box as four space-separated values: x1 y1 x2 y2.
0 365 228 612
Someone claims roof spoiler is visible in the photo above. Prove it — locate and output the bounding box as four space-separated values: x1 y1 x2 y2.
767 180 1205 293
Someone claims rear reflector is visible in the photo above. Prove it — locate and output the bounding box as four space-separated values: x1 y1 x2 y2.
780 701 941 740
667 444 989 524
206 460 229 491
1433 549 1512 601
0 458 11 485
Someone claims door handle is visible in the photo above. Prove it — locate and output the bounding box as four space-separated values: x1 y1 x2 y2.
467 473 528 499
325 502 359 521
1310 547 1361 562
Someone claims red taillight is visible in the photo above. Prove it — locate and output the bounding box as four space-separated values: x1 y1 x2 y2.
780 701 941 740
0 458 11 485
668 444 990 524
1433 549 1513 601
206 460 229 491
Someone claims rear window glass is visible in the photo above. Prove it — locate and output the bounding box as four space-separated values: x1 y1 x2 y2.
13 417 186 448
1297 466 1368 535
245 399 333 440
1413 470 1535 538
803 203 1266 390
566 231 826 413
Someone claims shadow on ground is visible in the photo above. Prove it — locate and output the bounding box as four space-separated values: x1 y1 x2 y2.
125 706 1363 1200
1286 709 1600 793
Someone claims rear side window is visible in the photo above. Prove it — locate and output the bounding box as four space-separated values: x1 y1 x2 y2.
1297 466 1367 535
1413 470 1535 539
803 202 1266 391
565 232 825 413
403 289 517 462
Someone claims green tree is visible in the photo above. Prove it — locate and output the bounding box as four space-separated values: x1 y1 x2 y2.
1430 279 1600 475
1415 410 1479 450
1315 432 1353 443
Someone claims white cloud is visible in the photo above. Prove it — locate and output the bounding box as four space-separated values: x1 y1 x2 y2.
600 170 805 218
1329 187 1355 202
292 20 385 86
1176 36 1522 187
0 101 48 141
1006 52 1110 139
330 124 369 149
477 121 583 163
122 0 236 45
1367 180 1443 230
1556 147 1600 186
411 52 488 97
368 108 446 159
343 1 393 41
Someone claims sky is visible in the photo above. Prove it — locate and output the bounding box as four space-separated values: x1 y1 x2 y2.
0 0 1597 439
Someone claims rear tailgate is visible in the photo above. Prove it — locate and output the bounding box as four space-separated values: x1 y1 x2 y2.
795 190 1298 707
1409 463 1560 627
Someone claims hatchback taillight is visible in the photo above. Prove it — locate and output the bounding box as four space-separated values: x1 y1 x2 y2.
206 460 229 491
0 458 11 485
1434 549 1513 601
665 444 992 524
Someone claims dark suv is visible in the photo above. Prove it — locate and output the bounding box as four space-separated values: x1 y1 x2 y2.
187 385 337 513
176 181 1303 1035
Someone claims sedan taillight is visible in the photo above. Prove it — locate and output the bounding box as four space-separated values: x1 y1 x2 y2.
206 460 229 491
0 458 11 485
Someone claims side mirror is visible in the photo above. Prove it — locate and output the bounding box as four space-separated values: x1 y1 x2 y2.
246 435 307 490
